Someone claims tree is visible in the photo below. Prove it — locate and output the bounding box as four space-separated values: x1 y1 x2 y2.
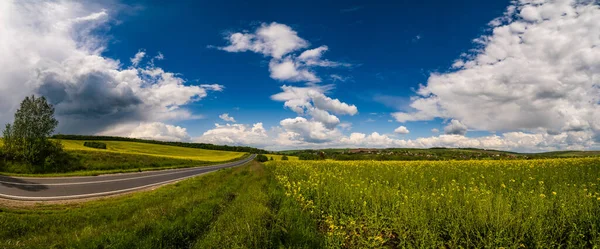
270 156 274 161
281 155 289 161
255 154 269 162
2 95 61 167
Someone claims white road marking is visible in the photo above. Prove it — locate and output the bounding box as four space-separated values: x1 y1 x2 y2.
0 172 212 201
0 155 255 201
0 158 252 186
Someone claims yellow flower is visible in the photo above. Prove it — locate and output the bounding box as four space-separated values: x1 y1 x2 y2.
552 192 557 195
501 183 506 188
540 194 546 198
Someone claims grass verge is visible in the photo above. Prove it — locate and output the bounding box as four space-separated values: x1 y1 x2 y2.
0 162 323 248
0 151 249 177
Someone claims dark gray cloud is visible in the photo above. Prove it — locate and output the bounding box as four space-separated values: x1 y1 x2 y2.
444 119 468 135
37 71 144 134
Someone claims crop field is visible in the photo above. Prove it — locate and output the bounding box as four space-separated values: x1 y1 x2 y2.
266 158 600 248
59 140 245 162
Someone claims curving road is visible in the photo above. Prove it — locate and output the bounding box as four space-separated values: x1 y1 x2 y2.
0 154 256 201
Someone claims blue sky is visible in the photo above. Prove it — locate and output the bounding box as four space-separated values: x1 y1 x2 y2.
2 0 599 151
105 0 508 138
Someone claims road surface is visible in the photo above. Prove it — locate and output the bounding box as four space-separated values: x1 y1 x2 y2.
0 154 256 201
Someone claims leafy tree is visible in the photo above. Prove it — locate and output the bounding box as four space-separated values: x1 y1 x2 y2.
255 154 269 162
281 155 289 161
270 156 274 161
2 95 61 168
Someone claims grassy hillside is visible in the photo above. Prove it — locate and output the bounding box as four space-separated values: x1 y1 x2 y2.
60 140 245 162
0 139 248 176
53 134 269 154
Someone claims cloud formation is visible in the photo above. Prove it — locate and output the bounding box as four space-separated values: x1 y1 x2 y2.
444 119 467 135
196 120 594 152
394 126 410 134
219 113 236 122
195 123 269 147
392 0 600 148
271 85 357 140
0 1 220 137
218 22 351 83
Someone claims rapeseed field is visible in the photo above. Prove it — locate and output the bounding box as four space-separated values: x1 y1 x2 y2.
267 158 600 248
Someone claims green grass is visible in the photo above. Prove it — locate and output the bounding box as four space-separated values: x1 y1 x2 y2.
0 162 323 248
0 139 248 176
267 158 600 248
0 151 248 177
59 140 245 162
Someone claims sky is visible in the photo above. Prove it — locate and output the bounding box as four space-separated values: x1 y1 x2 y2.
1 0 599 152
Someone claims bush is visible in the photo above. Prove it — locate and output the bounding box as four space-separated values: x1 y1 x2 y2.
281 155 289 160
299 153 322 160
83 141 107 149
255 154 269 162
43 141 83 173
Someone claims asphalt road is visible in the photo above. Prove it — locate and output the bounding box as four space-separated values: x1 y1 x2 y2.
0 154 256 201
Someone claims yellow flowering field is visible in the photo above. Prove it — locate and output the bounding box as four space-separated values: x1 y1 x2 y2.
266 158 600 248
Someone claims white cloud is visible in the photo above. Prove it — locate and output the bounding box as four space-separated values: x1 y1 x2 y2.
333 130 595 152
431 128 440 133
130 50 145 67
192 121 597 152
219 22 308 59
200 84 224 91
392 0 600 148
394 126 410 134
330 74 351 82
218 22 350 83
268 85 359 144
195 123 269 147
279 117 343 143
444 119 467 135
0 1 221 138
98 122 191 142
129 122 190 141
297 45 352 67
219 113 236 122
268 57 320 82
271 85 358 116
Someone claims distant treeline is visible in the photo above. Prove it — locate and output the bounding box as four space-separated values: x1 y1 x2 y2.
282 148 598 161
53 135 269 154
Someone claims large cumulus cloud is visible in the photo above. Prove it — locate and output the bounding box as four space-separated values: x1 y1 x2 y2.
0 0 221 138
393 0 600 147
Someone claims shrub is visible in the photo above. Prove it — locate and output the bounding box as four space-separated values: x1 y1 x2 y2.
83 141 107 149
299 153 322 160
255 154 269 162
43 141 83 173
281 155 289 161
